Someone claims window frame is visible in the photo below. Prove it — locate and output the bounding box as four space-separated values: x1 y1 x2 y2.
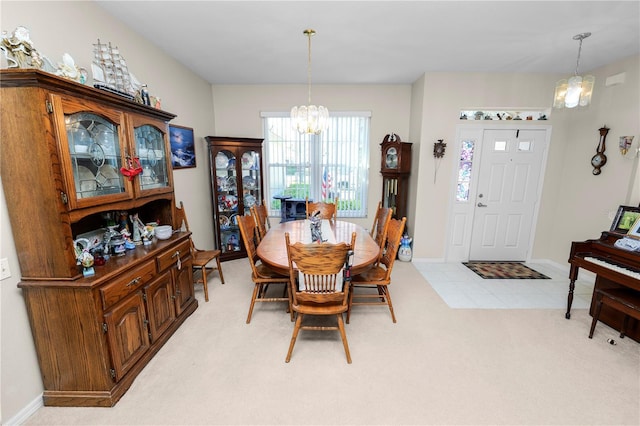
261 111 371 218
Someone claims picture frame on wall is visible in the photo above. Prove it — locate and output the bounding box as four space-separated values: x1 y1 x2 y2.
627 217 640 240
169 125 196 169
609 205 640 234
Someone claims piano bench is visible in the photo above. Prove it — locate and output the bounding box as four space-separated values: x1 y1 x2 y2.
589 288 640 339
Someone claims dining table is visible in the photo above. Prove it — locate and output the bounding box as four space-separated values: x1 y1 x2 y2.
256 220 380 276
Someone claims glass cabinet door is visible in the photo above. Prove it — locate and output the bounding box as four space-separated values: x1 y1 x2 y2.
213 149 241 255
240 149 261 214
65 111 128 206
134 124 170 192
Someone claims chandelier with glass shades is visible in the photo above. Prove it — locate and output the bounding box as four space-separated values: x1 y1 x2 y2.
553 32 595 109
291 29 329 135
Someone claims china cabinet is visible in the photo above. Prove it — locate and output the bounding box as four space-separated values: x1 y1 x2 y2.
0 69 196 407
380 133 412 221
206 136 264 260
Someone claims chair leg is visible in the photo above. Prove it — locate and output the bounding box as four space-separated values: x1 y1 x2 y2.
337 313 352 364
286 313 303 363
589 293 604 338
246 283 261 324
216 256 225 284
383 286 397 323
620 315 629 338
200 266 209 302
346 288 354 324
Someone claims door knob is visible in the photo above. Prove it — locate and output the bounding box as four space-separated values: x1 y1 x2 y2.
477 202 487 207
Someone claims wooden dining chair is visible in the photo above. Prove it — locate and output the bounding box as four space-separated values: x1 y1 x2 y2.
305 195 338 222
237 214 292 323
370 202 392 263
285 231 356 363
174 201 224 302
347 216 406 323
250 200 270 242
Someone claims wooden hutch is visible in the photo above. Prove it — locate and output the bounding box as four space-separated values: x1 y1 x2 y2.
0 70 197 407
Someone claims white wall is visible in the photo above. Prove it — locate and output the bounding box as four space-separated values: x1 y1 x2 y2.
409 64 640 262
544 55 640 263
211 84 412 229
0 1 216 421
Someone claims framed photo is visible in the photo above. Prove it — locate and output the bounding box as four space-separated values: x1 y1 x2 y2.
627 216 640 240
609 205 640 234
169 125 196 169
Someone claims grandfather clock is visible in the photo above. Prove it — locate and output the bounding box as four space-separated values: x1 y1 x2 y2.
380 133 412 220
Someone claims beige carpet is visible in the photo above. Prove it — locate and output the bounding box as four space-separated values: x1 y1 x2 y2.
24 260 640 425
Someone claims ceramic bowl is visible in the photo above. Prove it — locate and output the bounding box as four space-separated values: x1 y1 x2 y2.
154 225 173 240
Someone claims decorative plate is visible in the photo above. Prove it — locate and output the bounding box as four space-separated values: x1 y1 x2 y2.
241 151 256 170
244 194 256 209
215 152 229 169
242 175 256 189
218 194 238 211
225 232 240 250
229 214 238 226
219 215 230 228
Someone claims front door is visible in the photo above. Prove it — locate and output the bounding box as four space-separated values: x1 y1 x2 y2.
469 128 547 260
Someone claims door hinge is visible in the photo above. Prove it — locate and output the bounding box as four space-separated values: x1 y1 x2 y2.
109 368 116 379
102 323 108 333
142 293 147 301
45 100 53 113
143 319 149 326
148 332 152 340
60 192 68 205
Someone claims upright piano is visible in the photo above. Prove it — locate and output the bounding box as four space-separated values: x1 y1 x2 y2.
567 231 640 341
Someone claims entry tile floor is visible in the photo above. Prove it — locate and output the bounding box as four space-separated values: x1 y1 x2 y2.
413 261 595 309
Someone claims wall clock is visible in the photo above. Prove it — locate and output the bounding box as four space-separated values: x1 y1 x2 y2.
591 126 609 175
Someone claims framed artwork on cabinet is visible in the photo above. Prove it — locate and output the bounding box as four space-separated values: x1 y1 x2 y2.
627 216 640 240
610 205 640 234
169 125 196 169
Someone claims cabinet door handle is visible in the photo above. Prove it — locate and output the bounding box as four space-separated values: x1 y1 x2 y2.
127 277 142 287
171 250 180 258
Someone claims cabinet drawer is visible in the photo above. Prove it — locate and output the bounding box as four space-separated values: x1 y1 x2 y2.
100 260 156 309
156 239 191 272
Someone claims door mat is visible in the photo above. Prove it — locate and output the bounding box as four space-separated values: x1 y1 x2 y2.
462 261 550 279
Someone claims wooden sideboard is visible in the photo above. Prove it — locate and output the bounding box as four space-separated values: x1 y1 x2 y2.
1 70 197 406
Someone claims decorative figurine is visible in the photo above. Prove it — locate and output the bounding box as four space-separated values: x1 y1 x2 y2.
309 211 323 243
80 250 95 277
398 235 413 262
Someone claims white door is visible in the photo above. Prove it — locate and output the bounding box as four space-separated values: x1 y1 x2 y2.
469 129 547 261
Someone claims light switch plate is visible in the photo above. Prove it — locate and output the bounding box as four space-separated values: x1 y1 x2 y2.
0 258 11 280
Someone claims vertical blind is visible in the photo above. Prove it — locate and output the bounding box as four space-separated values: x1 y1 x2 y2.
261 112 370 218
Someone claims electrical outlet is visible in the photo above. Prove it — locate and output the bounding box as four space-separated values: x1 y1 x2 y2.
0 258 11 280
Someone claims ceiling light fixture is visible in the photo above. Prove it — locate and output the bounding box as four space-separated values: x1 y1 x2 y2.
553 32 595 109
291 29 329 135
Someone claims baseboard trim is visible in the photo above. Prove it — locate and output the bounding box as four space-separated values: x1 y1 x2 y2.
3 394 43 425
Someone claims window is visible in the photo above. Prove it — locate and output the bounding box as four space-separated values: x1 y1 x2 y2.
456 139 475 202
262 112 370 218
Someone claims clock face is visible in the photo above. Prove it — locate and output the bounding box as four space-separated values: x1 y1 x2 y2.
591 153 606 167
591 153 607 175
385 147 398 169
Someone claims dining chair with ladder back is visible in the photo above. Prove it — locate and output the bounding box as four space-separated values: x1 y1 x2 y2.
347 216 406 323
370 202 392 263
285 231 356 363
305 195 338 222
251 200 271 242
174 201 224 302
237 214 292 323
